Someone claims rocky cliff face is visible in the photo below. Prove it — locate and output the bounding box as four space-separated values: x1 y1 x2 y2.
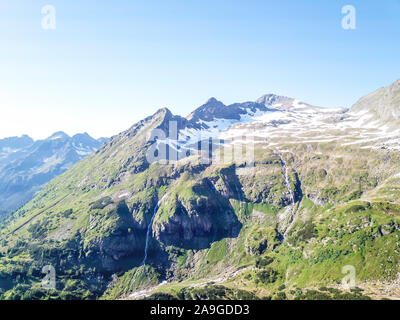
153 177 242 250
83 201 146 272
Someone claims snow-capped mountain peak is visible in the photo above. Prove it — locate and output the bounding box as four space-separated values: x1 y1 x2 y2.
47 131 70 140
0 131 104 214
149 80 400 162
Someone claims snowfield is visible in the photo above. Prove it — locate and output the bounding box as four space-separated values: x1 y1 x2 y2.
169 97 400 153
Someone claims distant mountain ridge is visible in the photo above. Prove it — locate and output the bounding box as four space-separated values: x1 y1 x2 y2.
0 131 106 217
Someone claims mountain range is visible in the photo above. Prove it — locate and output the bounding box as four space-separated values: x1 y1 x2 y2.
1 80 400 300
0 132 105 218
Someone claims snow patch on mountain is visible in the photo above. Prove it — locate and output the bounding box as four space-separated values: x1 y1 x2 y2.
166 90 400 154
0 131 104 214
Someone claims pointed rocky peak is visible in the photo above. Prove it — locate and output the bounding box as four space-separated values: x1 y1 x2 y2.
138 107 172 125
72 132 90 140
187 97 255 123
121 107 188 142
73 132 90 137
20 134 33 141
154 107 189 136
72 132 100 149
256 94 295 109
151 107 185 125
204 97 225 107
47 131 70 141
187 98 225 121
155 107 173 118
256 93 278 105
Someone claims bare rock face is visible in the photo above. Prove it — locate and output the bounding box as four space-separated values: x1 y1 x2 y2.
153 179 242 250
91 231 143 272
187 97 269 124
84 201 146 272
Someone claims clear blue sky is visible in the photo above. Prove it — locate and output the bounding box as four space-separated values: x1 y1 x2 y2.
1 0 399 139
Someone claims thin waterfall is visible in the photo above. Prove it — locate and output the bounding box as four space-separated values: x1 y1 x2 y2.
141 192 169 267
276 152 297 237
141 203 159 266
132 201 161 288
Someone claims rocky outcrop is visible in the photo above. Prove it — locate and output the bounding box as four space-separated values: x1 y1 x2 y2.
84 201 146 272
153 179 242 250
